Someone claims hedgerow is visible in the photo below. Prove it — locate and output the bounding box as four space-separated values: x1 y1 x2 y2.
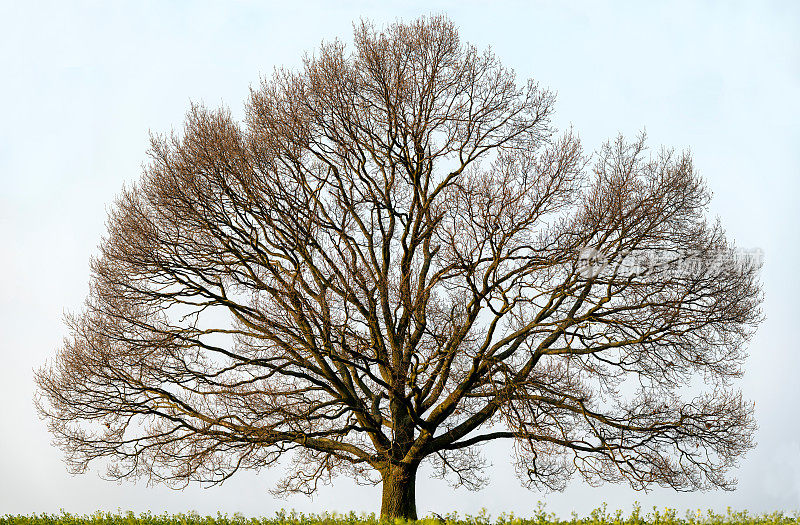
3 504 798 525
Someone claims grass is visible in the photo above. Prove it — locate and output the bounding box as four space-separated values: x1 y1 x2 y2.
2 504 798 525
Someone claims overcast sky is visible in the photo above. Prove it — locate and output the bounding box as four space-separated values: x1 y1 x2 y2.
1 0 799 519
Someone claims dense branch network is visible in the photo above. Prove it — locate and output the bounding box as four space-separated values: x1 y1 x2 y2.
37 15 761 512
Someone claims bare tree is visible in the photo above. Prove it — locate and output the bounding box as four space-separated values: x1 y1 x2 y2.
36 16 762 520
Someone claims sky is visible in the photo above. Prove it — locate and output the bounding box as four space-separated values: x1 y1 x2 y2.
1 0 799 519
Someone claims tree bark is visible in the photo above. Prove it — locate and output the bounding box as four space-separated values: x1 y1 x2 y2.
380 463 418 520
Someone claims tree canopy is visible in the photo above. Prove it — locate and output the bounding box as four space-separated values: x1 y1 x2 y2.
36 16 762 520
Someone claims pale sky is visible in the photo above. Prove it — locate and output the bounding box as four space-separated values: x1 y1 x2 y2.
1 0 799 519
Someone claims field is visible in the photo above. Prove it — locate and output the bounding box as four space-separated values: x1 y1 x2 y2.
2 505 798 525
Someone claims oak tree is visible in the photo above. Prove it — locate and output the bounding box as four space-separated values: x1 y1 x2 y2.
37 16 762 520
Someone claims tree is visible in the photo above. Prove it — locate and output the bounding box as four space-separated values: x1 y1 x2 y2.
36 16 762 520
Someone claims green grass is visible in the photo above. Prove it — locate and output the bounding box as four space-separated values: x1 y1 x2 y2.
2 504 798 525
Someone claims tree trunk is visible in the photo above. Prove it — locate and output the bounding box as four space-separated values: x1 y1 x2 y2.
380 463 418 520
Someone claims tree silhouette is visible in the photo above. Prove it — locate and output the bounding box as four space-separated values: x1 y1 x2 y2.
36 16 762 520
